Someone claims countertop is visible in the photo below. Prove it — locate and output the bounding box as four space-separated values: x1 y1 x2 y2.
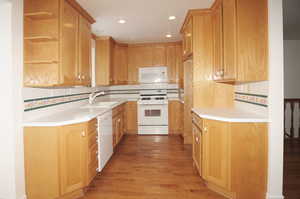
23 100 127 127
192 108 268 123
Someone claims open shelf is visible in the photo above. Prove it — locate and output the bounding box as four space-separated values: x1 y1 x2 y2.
24 60 59 64
24 12 54 20
24 36 57 42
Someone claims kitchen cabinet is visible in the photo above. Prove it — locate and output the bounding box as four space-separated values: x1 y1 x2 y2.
113 103 125 148
192 113 268 199
95 36 115 86
192 114 202 176
182 18 193 58
128 42 182 84
24 0 94 87
183 60 193 144
152 44 166 66
125 101 138 134
168 100 183 135
78 16 92 86
113 44 128 85
212 0 268 83
24 119 98 199
166 43 183 84
59 123 87 195
202 119 230 190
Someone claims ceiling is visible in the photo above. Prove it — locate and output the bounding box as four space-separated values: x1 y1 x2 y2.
77 0 214 43
283 0 300 40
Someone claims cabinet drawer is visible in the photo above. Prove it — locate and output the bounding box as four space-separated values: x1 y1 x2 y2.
192 113 203 130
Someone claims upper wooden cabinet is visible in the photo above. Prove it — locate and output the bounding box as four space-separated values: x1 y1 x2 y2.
127 42 182 84
212 0 268 83
95 37 115 86
182 18 193 58
78 16 92 86
24 0 95 87
113 44 128 85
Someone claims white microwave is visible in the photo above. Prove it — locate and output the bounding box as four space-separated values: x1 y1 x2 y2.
139 66 168 84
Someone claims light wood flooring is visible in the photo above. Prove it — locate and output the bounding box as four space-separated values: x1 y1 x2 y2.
83 135 226 199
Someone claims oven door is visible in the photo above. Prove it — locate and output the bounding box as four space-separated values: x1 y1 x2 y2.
138 104 168 126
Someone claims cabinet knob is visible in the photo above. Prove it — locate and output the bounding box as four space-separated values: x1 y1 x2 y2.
220 69 224 77
78 74 82 80
204 127 208 132
81 131 86 137
196 137 199 143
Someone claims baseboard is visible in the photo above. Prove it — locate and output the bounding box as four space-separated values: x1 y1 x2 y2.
266 193 285 199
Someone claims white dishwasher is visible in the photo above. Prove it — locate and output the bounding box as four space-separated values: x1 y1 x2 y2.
97 110 113 172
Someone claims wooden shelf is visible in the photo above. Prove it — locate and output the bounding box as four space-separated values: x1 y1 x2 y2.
24 60 58 64
24 12 54 20
24 36 57 42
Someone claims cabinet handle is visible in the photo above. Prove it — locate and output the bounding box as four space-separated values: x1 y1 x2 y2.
196 137 199 143
203 127 208 132
118 118 121 122
78 74 82 80
81 131 86 137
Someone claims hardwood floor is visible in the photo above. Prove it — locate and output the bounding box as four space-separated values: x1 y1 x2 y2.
283 139 300 199
83 135 226 199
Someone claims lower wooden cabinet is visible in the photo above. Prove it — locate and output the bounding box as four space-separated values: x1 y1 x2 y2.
24 119 98 199
192 115 202 177
168 100 184 135
192 113 268 199
125 101 138 134
113 103 126 148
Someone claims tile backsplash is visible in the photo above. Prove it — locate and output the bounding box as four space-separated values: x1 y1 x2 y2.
234 81 268 116
23 84 179 122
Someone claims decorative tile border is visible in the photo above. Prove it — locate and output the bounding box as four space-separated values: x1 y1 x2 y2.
235 92 268 107
24 89 179 112
24 92 96 112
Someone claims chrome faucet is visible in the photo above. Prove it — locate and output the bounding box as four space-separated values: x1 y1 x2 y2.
89 91 105 104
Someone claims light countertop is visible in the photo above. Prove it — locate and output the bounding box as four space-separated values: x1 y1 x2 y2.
192 108 268 123
23 100 127 127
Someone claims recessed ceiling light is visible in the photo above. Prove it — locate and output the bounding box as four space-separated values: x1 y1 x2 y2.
168 16 176 20
118 19 126 24
166 34 172 38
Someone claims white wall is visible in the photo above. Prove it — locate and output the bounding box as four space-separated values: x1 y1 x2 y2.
267 0 284 198
284 40 300 98
0 0 25 199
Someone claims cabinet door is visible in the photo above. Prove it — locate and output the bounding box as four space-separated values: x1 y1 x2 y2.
212 2 223 81
203 119 229 189
166 45 177 83
113 45 128 85
183 60 193 144
168 100 182 134
125 101 138 134
112 116 118 148
183 19 193 56
152 45 166 66
61 1 79 85
59 123 86 195
192 123 202 176
222 0 237 80
176 44 183 87
78 16 92 86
